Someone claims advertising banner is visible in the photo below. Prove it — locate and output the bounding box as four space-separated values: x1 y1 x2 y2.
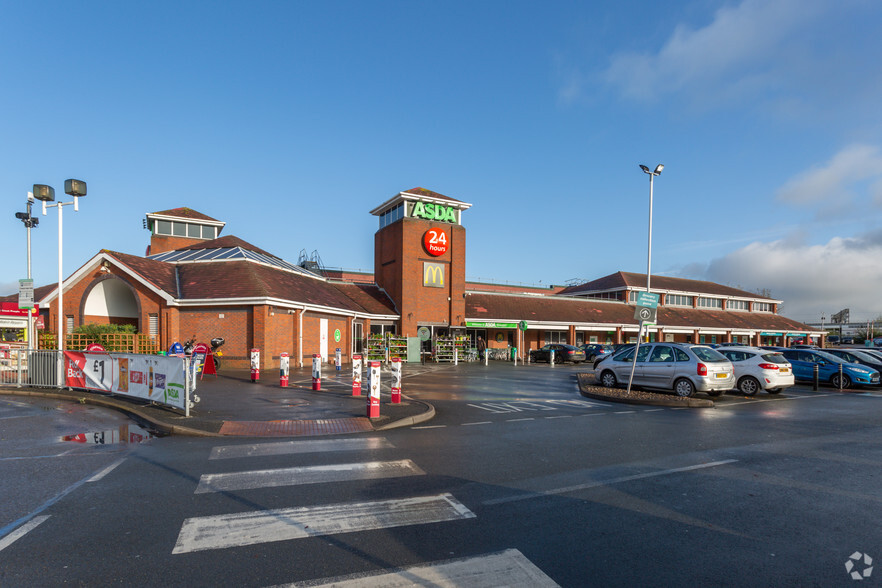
63 352 189 410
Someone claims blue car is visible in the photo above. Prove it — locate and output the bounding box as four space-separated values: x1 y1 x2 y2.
781 349 880 388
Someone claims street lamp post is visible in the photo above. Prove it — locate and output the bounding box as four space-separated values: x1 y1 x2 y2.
34 180 87 387
639 164 664 295
14 193 39 350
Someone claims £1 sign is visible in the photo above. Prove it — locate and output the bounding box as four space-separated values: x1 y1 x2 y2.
423 228 449 256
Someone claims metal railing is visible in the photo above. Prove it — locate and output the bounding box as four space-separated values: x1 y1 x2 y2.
0 349 60 388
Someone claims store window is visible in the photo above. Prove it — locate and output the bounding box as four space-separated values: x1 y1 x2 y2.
66 315 74 334
697 297 723 309
544 330 566 345
754 302 772 312
153 220 217 240
666 294 693 307
727 300 749 311
148 314 158 339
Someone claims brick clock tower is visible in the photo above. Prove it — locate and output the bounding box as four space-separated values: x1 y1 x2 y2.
371 188 472 337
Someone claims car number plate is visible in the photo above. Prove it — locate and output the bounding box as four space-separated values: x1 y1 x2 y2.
779 367 790 373
715 372 729 379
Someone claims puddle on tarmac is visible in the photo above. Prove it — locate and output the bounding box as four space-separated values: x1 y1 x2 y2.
61 422 156 445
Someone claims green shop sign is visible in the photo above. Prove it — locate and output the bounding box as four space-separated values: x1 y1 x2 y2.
466 321 518 329
410 201 458 223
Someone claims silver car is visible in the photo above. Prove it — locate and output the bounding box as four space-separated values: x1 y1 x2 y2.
595 342 735 397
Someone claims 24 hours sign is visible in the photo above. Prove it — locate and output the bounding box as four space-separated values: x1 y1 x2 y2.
423 228 448 256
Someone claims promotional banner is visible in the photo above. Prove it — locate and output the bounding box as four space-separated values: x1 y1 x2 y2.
64 352 189 410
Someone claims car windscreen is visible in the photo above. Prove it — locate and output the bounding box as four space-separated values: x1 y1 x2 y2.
814 350 844 363
851 350 882 364
760 352 788 364
690 346 729 362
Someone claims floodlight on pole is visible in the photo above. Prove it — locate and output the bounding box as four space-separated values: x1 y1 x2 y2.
639 164 663 294
37 179 87 386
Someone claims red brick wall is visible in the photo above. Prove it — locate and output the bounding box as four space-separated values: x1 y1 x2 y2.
148 234 205 255
375 217 466 337
178 307 250 366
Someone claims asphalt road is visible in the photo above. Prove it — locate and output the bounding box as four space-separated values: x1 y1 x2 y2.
2 362 881 586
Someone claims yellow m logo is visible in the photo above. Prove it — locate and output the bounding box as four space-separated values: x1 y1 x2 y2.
423 262 445 288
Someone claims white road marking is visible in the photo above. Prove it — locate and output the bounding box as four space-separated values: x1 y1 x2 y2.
0 516 50 553
278 548 559 587
173 493 475 554
461 421 492 426
412 425 447 429
506 418 535 422
209 437 393 460
87 458 126 482
195 460 425 494
484 460 738 505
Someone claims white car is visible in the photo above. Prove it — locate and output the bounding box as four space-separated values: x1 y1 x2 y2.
716 346 794 395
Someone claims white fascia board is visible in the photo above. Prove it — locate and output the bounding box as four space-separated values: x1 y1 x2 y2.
39 252 176 305
370 192 473 216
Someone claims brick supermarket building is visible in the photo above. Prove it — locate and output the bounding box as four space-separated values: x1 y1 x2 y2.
4 187 821 368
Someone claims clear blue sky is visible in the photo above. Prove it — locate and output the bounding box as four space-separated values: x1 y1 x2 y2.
2 0 881 324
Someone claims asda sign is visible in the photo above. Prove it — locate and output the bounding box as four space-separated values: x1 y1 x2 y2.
409 200 458 224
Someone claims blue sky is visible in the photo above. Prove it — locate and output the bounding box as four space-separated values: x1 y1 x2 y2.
2 0 881 324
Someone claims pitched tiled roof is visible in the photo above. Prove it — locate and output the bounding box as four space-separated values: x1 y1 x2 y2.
175 261 396 315
148 208 220 222
401 187 463 203
331 282 398 315
105 250 180 294
559 271 777 301
466 292 815 332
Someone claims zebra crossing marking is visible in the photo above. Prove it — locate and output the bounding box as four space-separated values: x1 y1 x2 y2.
209 437 393 460
195 459 425 494
173 493 475 554
275 548 559 587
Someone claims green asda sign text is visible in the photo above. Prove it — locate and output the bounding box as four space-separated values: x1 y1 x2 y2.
411 201 457 223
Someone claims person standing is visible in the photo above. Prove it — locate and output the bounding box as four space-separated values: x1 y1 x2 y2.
477 336 486 360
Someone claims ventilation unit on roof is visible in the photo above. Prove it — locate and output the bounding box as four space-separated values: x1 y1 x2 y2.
298 249 325 272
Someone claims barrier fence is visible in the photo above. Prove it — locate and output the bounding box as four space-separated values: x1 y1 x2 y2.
0 349 197 415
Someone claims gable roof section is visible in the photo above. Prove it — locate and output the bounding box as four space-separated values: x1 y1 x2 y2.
559 271 778 301
105 250 179 294
148 208 221 223
466 291 814 332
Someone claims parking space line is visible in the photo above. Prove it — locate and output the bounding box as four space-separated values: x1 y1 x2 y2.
0 516 50 553
506 418 535 422
462 421 492 426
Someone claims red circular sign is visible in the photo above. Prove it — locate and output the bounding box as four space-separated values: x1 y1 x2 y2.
423 228 449 256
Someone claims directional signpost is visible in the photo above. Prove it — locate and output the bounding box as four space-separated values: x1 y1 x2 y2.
627 292 660 394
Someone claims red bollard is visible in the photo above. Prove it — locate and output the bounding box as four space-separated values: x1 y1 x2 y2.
312 354 321 390
391 357 401 404
280 352 289 387
367 361 381 418
352 354 362 396
250 348 260 382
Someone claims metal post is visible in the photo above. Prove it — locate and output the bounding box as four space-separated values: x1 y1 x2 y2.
838 363 843 391
813 363 819 391
626 322 645 395
56 202 64 387
550 349 555 367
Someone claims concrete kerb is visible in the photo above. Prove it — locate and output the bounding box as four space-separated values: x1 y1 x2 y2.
576 373 715 408
0 385 437 437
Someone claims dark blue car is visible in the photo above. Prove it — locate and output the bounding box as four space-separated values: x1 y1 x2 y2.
781 349 880 388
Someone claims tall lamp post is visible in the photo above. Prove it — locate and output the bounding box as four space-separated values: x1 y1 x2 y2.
33 180 87 387
639 164 664 296
14 193 39 350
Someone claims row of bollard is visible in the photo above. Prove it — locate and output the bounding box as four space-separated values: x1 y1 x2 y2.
248 348 401 419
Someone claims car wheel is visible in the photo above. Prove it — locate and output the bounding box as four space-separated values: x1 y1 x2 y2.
831 374 852 389
674 378 695 397
766 388 782 394
600 371 617 388
738 376 760 396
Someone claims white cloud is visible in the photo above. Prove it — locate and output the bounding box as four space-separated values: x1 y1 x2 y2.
602 0 824 101
694 230 882 322
776 144 882 205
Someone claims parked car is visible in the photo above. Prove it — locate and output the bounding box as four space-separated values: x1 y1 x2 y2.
826 335 840 345
823 349 882 382
716 346 795 395
841 337 855 345
594 342 734 397
530 344 586 364
579 343 614 362
780 349 880 388
873 337 882 347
